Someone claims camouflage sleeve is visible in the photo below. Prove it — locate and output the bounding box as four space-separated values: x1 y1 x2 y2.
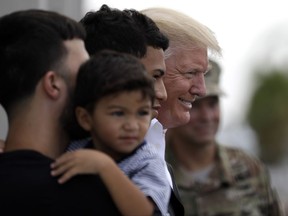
258 164 284 216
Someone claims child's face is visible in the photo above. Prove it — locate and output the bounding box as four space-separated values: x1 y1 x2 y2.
87 91 152 159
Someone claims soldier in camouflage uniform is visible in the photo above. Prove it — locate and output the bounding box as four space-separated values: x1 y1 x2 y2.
166 59 284 216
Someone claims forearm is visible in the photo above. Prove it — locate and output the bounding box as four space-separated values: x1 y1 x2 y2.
100 160 154 216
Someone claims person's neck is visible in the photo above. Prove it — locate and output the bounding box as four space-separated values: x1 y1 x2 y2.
172 139 217 172
4 112 68 159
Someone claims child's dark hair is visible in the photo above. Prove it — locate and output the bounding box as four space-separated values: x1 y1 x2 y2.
70 50 155 139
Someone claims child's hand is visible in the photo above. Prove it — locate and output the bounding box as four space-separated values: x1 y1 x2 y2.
51 149 113 184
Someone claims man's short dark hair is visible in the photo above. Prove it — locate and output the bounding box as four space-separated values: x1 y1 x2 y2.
80 4 169 58
0 9 86 114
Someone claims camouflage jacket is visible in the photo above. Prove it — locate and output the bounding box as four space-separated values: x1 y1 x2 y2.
167 144 283 216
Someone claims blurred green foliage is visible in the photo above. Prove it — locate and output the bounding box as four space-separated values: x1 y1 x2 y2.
247 70 288 164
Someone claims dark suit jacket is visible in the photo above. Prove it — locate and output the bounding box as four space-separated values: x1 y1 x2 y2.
167 163 185 216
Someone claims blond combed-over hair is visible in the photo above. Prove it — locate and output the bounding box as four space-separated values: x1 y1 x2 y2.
141 7 222 58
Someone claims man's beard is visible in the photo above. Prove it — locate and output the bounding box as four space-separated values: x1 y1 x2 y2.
59 85 90 142
59 86 74 141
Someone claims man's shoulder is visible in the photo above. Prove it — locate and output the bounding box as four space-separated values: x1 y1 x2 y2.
0 150 59 189
0 149 53 171
219 144 266 175
0 151 121 215
0 150 59 213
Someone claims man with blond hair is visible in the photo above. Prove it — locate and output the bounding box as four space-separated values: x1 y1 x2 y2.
142 7 221 130
142 8 221 215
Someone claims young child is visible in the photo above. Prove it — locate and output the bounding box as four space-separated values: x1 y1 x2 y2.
51 50 170 216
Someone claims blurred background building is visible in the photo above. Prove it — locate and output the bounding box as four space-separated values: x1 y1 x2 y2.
0 0 84 20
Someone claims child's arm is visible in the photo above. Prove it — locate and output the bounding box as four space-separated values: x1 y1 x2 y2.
51 149 154 216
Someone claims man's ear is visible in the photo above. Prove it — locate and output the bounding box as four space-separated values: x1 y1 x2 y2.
42 71 62 99
75 107 92 132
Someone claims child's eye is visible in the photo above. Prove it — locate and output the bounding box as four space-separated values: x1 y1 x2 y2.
110 111 124 116
138 110 150 116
